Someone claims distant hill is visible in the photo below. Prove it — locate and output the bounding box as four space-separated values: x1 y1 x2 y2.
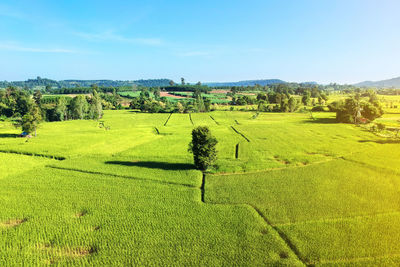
354 76 400 88
205 79 286 87
205 79 318 87
0 77 321 89
0 77 172 89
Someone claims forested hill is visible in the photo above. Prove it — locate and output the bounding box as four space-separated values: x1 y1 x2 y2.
205 79 286 87
0 77 172 89
204 79 317 87
354 76 400 88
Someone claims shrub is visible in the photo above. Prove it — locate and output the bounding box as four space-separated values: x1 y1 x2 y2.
377 123 386 131
328 101 343 112
362 102 383 121
311 106 325 112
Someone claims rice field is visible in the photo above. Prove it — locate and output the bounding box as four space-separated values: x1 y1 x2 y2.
0 108 399 265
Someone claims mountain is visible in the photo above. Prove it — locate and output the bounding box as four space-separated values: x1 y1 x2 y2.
354 76 400 88
0 77 172 89
205 79 286 87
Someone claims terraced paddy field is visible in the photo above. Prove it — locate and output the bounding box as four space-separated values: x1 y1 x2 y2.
0 110 399 265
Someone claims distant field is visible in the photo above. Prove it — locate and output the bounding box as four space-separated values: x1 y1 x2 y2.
0 109 399 265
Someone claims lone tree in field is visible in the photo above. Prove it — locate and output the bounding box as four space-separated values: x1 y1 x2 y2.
188 126 218 170
21 102 42 136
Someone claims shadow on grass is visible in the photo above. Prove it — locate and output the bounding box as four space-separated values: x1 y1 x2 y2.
105 160 195 170
0 133 19 138
303 117 337 124
359 139 400 144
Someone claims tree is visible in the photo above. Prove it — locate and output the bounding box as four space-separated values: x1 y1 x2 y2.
89 90 103 120
169 80 175 86
154 88 161 99
257 100 270 112
288 97 298 112
176 102 184 113
336 92 383 124
181 77 185 85
280 94 289 112
256 92 267 102
302 91 311 106
188 126 218 170
231 87 238 96
33 90 42 106
54 97 68 121
69 95 89 119
21 102 42 136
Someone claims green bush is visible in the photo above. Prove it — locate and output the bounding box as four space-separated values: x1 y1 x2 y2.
311 106 325 112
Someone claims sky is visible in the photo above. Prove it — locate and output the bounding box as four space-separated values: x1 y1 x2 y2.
0 0 399 84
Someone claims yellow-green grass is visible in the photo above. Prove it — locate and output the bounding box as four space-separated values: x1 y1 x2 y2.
0 166 300 266
0 109 399 265
206 148 400 265
0 111 168 158
0 153 55 179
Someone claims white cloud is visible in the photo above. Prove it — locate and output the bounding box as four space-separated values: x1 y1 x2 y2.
0 43 78 53
74 31 163 46
178 51 211 57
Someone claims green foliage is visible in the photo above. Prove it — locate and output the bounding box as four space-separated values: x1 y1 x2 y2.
287 96 299 112
88 90 103 120
0 77 172 89
33 90 42 105
0 87 31 117
161 84 210 93
336 92 384 123
21 102 42 134
327 100 343 112
69 95 89 120
53 97 68 121
311 105 325 112
188 126 218 170
301 90 311 106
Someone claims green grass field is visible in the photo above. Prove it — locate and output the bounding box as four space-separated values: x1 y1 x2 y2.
0 109 399 265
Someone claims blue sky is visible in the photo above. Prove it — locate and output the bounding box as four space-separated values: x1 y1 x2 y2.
0 0 399 84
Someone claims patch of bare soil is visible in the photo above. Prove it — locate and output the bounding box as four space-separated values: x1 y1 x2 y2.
38 243 96 263
75 209 88 218
210 90 229 94
160 92 188 99
274 156 290 165
0 218 27 228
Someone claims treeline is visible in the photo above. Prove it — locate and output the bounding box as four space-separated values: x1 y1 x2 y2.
0 77 172 89
160 85 210 93
211 82 395 93
206 79 287 87
229 86 328 112
376 88 400 95
211 83 325 93
129 88 211 113
50 87 122 94
0 87 123 134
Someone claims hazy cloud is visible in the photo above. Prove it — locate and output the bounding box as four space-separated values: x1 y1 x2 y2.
75 31 163 46
178 51 212 57
0 42 78 53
